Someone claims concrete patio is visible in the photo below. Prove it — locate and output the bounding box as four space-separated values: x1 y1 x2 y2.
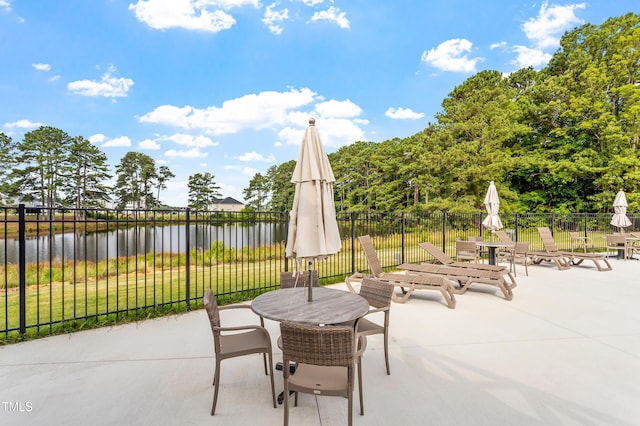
1 258 640 425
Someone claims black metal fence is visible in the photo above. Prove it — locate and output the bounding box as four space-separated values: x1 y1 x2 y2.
1 205 637 341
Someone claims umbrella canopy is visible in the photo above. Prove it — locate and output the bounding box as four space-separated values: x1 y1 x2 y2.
482 181 503 231
285 119 341 300
611 190 632 229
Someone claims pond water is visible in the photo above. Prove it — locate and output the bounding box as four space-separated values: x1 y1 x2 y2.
0 223 286 265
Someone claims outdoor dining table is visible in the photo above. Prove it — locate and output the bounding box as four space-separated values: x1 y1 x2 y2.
474 241 512 265
251 286 370 405
251 286 369 325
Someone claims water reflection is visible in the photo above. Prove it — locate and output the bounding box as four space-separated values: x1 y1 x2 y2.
0 223 286 265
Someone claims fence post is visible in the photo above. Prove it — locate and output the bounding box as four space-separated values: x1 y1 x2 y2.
18 204 26 339
401 212 406 264
442 212 447 253
185 208 190 309
284 210 289 272
351 212 356 275
515 212 519 241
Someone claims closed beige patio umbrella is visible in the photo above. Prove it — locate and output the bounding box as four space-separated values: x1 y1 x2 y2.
482 181 503 233
285 118 341 301
611 189 632 231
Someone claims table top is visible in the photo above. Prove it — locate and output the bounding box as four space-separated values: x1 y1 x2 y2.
251 287 370 325
474 241 513 248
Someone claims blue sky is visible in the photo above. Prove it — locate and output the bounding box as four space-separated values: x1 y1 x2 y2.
1 1 638 207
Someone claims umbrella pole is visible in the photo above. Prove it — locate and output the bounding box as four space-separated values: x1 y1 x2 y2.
307 260 313 302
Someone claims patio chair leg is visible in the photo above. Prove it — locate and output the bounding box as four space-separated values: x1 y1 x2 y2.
384 330 390 375
211 361 221 415
358 359 364 415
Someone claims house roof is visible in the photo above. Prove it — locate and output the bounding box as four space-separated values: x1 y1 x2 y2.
215 196 244 205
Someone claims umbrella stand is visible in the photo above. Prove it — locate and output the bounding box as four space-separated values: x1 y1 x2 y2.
307 260 313 302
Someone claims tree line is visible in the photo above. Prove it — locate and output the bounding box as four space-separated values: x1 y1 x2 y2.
0 128 222 211
243 13 640 214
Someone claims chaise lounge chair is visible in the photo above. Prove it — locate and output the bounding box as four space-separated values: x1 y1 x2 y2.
399 241 517 301
417 241 510 273
346 235 457 308
536 227 612 271
398 262 517 301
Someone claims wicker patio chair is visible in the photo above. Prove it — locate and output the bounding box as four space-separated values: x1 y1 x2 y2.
504 241 530 277
569 231 593 253
606 234 628 260
280 321 364 426
493 230 516 264
627 232 640 259
467 236 488 262
203 289 276 415
455 240 480 263
354 278 394 375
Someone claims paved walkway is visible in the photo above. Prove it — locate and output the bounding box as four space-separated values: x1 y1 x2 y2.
1 258 640 425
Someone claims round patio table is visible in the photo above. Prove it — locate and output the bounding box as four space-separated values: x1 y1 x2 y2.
475 241 512 265
251 286 369 325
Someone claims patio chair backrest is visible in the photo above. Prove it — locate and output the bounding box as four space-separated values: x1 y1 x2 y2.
418 241 455 265
606 234 626 247
204 289 222 348
359 277 394 309
358 235 385 277
537 227 560 252
280 321 354 367
495 230 514 245
455 240 479 262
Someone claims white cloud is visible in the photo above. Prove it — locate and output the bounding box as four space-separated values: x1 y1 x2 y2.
309 6 349 29
48 75 61 82
88 134 107 144
278 126 306 147
139 139 161 150
314 99 362 118
162 133 218 147
32 63 51 71
237 151 275 162
102 136 132 148
298 0 325 6
522 1 585 49
511 45 553 69
138 87 317 134
224 165 259 176
0 0 11 11
317 117 366 147
262 3 288 35
421 39 482 73
4 119 43 129
490 41 507 50
129 0 243 32
279 117 366 148
385 107 424 120
68 65 134 98
165 147 208 158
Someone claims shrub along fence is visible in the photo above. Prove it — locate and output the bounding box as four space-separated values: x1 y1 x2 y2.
1 205 637 341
